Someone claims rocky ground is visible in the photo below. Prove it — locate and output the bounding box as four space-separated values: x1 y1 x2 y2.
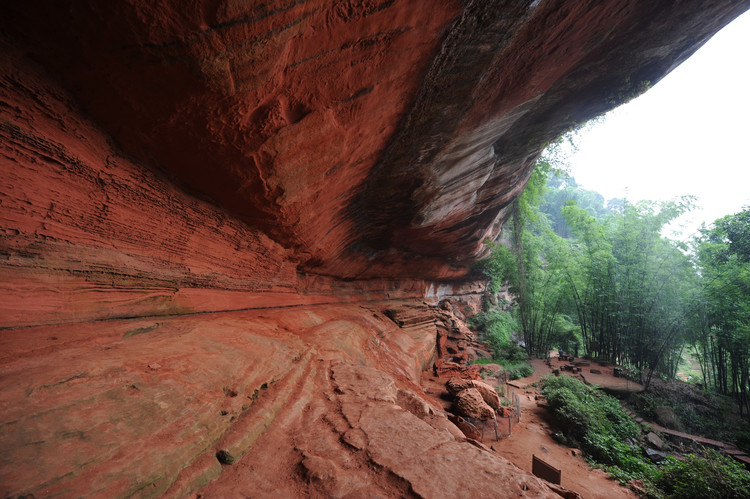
0 301 571 498
423 339 750 499
491 359 639 499
4 294 742 498
422 355 640 499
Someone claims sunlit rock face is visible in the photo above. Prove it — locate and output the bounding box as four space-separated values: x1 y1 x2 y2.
1 0 748 497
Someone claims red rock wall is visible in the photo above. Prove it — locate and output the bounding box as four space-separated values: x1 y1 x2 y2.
1 0 466 280
359 0 750 263
1 43 464 327
3 0 745 279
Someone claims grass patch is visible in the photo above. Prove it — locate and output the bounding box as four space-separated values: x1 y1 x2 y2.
543 375 642 464
504 361 534 380
469 347 534 380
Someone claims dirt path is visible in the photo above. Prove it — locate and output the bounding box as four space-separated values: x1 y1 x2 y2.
423 357 638 498
491 359 636 498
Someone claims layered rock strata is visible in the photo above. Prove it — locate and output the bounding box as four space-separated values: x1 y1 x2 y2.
2 0 746 279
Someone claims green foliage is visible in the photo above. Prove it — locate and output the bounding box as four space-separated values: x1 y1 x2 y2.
549 314 581 353
542 376 750 495
471 309 518 351
469 312 533 378
560 196 699 382
542 375 643 469
491 344 533 379
506 363 534 380
471 135 750 496
494 343 528 363
656 451 750 499
713 209 750 263
500 155 579 357
487 136 699 371
542 171 615 237
477 241 516 294
480 136 750 418
694 208 750 416
630 384 750 454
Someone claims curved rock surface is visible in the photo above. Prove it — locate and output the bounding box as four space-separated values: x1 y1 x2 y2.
1 1 748 497
0 302 567 498
2 0 746 279
472 380 504 410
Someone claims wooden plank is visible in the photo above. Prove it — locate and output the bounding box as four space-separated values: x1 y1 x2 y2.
532 454 561 485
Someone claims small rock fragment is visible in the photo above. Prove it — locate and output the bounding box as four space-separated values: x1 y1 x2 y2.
645 432 664 450
216 449 235 465
397 388 431 419
645 448 667 463
342 429 367 450
301 454 338 482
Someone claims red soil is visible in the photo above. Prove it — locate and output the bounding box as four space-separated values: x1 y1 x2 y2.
423 357 641 499
494 359 638 499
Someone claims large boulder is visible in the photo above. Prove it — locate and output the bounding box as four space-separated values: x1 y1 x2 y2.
454 388 495 421
446 377 474 396
471 380 502 410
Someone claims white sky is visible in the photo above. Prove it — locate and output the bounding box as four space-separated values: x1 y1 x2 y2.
567 9 750 239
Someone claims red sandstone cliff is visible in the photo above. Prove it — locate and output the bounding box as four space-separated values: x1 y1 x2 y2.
1 1 748 497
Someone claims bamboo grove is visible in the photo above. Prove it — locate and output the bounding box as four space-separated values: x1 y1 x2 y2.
481 146 750 415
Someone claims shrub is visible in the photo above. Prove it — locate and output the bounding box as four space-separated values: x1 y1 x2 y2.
542 375 640 466
544 385 595 442
495 343 528 362
476 241 516 293
543 375 750 496
507 363 534 380
467 316 533 380
656 450 750 498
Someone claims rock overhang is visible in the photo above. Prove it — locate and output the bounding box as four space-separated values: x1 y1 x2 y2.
1 0 748 283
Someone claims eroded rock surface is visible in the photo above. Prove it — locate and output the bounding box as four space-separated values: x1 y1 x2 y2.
454 387 496 421
471 380 504 410
2 0 746 279
0 303 566 498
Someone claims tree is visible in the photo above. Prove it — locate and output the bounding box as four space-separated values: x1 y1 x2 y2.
478 141 575 357
560 197 698 386
694 208 750 416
